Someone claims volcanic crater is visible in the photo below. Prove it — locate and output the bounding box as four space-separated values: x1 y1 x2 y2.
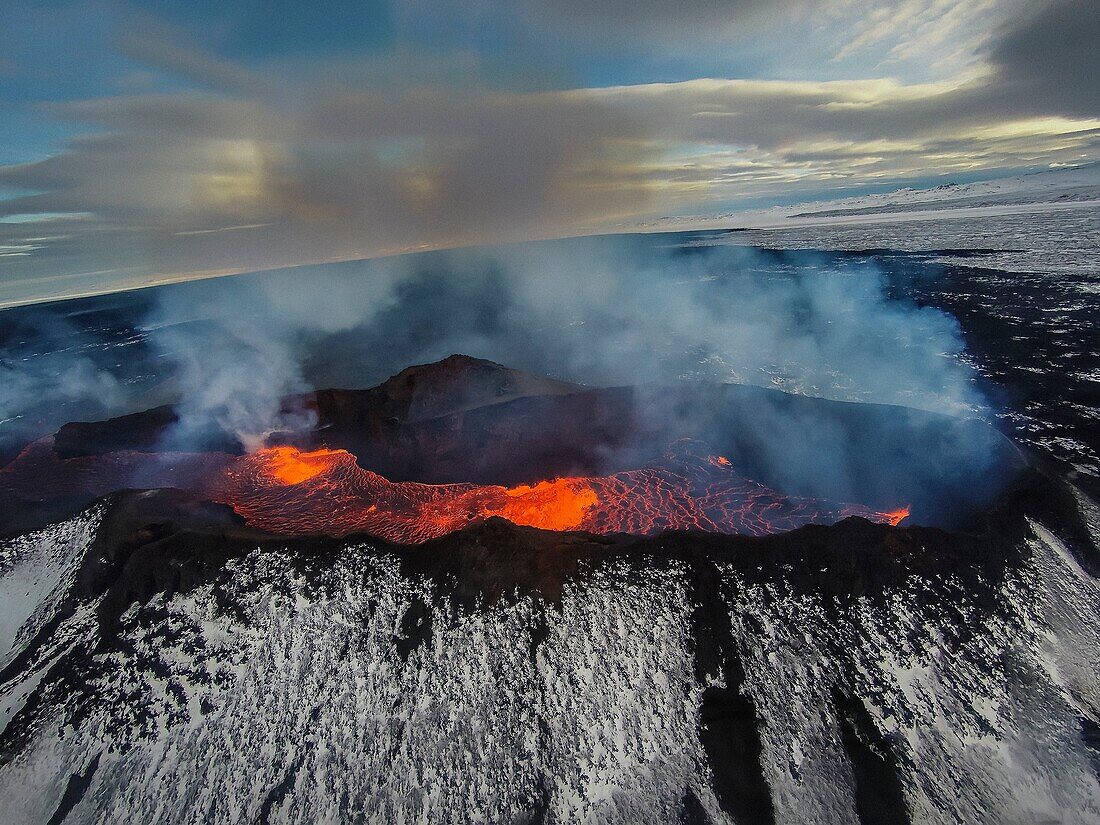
1 354 1022 543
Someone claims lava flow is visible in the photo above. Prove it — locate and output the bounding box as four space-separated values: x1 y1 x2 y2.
206 443 909 542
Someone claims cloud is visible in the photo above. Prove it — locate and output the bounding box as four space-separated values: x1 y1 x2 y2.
584 76 1099 205
516 0 808 42
113 18 265 95
0 0 1097 305
987 0 1100 116
0 74 656 304
833 0 1018 69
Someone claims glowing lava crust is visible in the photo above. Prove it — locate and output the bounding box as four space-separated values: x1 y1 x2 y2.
207 444 909 542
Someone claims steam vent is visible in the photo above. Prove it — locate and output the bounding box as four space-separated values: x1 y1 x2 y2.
1 352 1098 824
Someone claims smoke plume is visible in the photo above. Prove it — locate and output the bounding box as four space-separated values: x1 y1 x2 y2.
2 234 986 467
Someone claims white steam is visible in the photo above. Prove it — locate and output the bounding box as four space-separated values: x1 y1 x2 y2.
4 236 986 453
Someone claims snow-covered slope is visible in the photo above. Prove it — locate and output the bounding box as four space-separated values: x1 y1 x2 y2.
0 483 1098 824
636 163 1100 232
783 164 1100 220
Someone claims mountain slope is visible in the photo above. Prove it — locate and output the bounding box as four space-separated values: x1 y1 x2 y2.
0 476 1097 824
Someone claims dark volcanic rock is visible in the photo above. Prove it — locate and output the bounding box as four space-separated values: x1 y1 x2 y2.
54 406 180 458
54 405 243 458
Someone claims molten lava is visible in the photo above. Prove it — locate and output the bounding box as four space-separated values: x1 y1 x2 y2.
204 444 909 542
0 435 910 543
880 505 912 527
490 479 600 531
263 446 346 485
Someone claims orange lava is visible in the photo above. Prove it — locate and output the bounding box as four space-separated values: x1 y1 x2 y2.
203 444 911 543
263 445 346 485
880 505 911 526
0 437 912 544
490 478 600 531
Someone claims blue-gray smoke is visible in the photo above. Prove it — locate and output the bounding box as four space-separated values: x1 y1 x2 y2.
1 234 987 458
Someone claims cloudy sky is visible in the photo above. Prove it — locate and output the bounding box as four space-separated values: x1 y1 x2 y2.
1 0 1097 305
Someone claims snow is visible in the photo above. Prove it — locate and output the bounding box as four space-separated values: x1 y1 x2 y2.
0 508 100 670
633 163 1100 234
0 509 1098 823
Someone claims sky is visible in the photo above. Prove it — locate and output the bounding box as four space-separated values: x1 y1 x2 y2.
0 0 1098 305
